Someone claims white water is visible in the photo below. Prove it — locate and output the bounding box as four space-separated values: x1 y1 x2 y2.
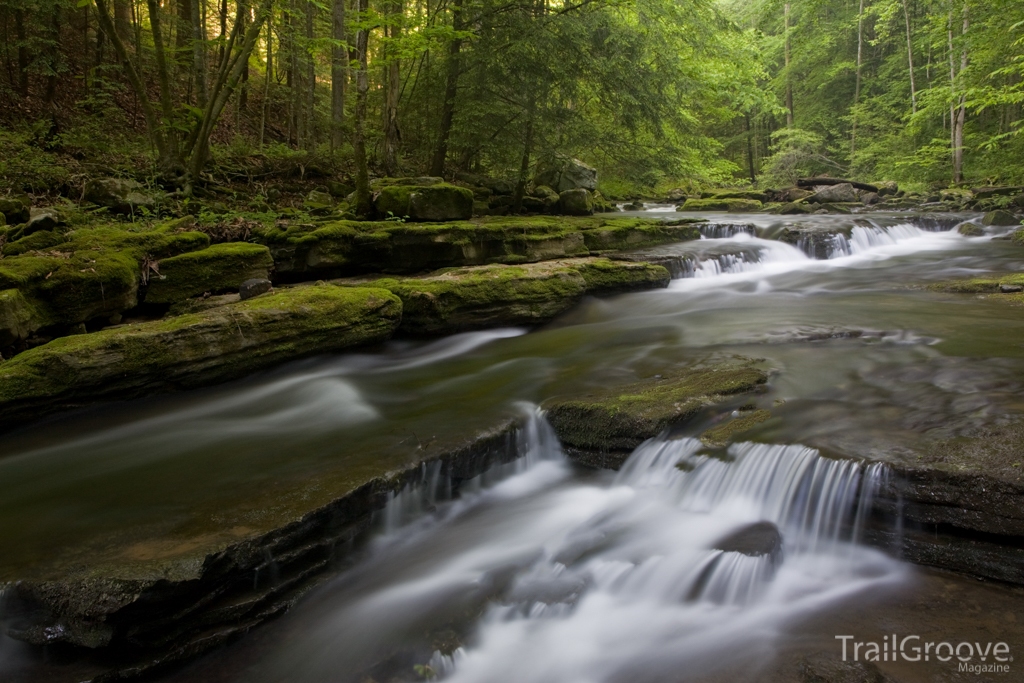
237 410 908 683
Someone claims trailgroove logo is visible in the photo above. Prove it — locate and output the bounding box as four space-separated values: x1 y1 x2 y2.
836 635 1013 674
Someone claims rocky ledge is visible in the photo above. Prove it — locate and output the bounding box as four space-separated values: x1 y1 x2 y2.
543 362 769 469
0 284 402 430
0 420 522 682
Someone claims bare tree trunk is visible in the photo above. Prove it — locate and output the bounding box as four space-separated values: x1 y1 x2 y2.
304 0 314 148
113 0 131 41
14 8 28 97
330 0 346 150
191 0 208 106
512 100 535 212
260 5 272 146
953 5 968 183
176 0 192 69
352 0 372 215
786 2 794 126
745 114 756 183
429 0 462 176
44 1 60 105
851 0 864 160
902 0 916 114
238 0 249 110
382 0 402 175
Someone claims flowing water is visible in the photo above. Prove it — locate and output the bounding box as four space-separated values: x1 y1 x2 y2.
2 211 1024 681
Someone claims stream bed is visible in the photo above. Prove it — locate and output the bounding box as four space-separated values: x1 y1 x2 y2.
2 211 1023 682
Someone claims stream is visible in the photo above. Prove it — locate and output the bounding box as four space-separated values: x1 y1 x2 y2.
2 210 1024 682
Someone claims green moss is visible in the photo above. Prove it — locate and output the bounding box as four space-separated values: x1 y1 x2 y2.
3 229 66 256
342 257 669 334
0 285 402 424
700 409 771 447
375 186 415 218
544 364 768 452
145 243 274 305
680 198 763 212
928 273 1024 294
0 288 46 346
1013 229 1024 246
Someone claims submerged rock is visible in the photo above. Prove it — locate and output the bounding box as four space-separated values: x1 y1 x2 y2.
713 521 783 560
0 285 402 429
344 257 669 335
544 364 768 468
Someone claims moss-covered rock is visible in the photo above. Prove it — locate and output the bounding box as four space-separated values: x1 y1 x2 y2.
776 201 812 215
558 188 594 216
0 224 211 328
1014 228 1024 246
345 257 668 334
145 243 274 305
679 198 763 212
699 408 771 447
543 364 768 467
83 178 159 215
0 196 31 225
702 190 767 203
2 228 66 256
981 209 1019 226
0 284 402 428
0 288 45 347
257 216 699 278
958 222 984 236
375 183 474 221
928 273 1024 294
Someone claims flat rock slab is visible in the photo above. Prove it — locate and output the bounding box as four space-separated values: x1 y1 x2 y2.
339 257 670 335
543 363 769 468
0 284 402 429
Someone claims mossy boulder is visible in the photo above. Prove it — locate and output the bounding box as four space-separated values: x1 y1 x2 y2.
84 178 159 215
145 243 274 305
699 408 771 447
1013 229 1024 246
0 288 45 347
776 201 812 215
257 216 699 278
0 284 402 428
0 223 210 329
679 198 763 212
558 188 594 216
982 209 1019 226
346 257 668 335
702 190 767 203
543 364 768 468
958 222 985 236
3 229 66 256
375 183 474 221
928 273 1024 295
0 196 31 225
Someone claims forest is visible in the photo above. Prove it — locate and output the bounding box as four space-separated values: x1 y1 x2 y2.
1 0 1021 201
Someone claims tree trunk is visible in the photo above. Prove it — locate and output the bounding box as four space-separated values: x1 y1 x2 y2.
304 0 314 148
429 0 462 177
260 6 272 146
952 5 968 183
330 0 346 150
44 1 60 105
382 0 402 175
191 0 208 106
850 0 864 160
784 2 793 127
14 8 28 97
745 114 755 183
176 0 192 68
902 0 916 114
113 0 131 41
512 101 535 212
352 0 372 215
238 0 249 110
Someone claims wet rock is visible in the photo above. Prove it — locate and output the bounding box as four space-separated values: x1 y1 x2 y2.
1000 283 1023 293
981 209 1019 226
700 408 771 447
0 285 402 429
623 201 645 211
860 191 879 205
375 183 474 221
0 418 520 677
535 157 598 193
798 654 897 683
679 198 763 212
558 188 594 216
343 257 668 335
239 277 274 300
874 180 898 196
958 222 984 236
809 183 858 204
84 178 159 215
713 521 782 560
798 177 879 193
544 364 768 468
701 189 768 203
928 272 1024 294
0 196 31 225
145 243 274 305
591 190 617 213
